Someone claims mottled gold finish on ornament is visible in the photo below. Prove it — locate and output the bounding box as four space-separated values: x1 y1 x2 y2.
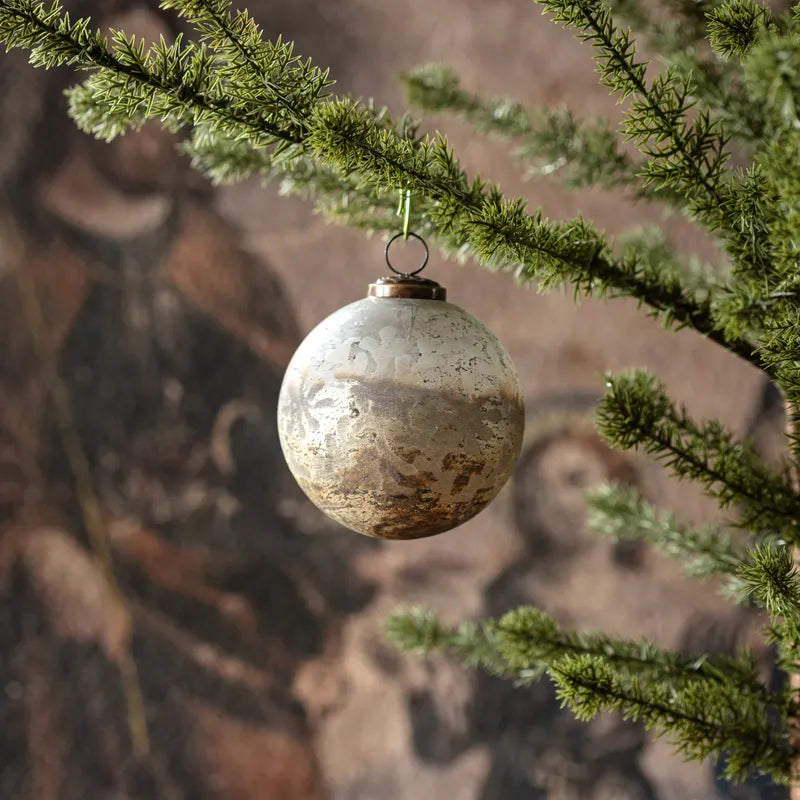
287 376 523 539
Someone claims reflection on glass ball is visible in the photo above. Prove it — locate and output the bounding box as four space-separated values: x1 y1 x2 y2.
277 294 524 540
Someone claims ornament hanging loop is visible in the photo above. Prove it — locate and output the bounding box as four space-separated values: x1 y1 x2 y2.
385 231 430 277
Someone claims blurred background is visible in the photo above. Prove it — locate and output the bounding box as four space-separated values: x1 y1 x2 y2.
0 0 787 797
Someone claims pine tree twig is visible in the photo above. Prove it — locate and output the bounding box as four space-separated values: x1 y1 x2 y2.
403 64 644 193
541 0 721 196
739 542 800 659
387 606 779 703
782 402 800 798
608 0 768 143
618 226 724 301
388 606 792 782
707 0 773 60
0 0 304 145
743 29 800 315
597 371 800 538
550 655 790 783
608 0 725 48
538 0 777 280
159 0 322 134
744 28 800 135
586 483 748 597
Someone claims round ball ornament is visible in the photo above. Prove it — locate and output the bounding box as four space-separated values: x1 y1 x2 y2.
277 233 525 540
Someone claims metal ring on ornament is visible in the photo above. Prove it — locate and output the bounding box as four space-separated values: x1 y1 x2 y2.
385 231 430 278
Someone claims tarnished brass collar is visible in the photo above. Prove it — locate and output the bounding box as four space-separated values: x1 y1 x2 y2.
368 276 446 301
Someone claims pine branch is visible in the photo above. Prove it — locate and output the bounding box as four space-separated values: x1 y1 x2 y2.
739 543 800 666
403 64 644 192
310 100 766 369
387 606 775 699
707 0 772 60
760 317 800 398
540 0 725 193
538 0 777 280
747 309 800 470
597 370 800 538
388 606 789 780
617 226 724 297
184 98 767 367
610 0 729 49
159 0 330 135
0 0 771 374
550 655 790 782
608 0 707 51
745 33 800 397
741 34 800 339
587 483 747 596
0 0 305 146
740 544 800 626
608 0 768 143
386 607 509 675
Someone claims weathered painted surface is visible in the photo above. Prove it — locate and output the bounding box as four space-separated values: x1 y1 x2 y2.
277 296 525 539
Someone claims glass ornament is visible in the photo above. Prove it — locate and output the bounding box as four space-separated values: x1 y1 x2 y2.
277 235 524 539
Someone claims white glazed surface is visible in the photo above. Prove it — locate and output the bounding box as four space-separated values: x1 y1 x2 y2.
277 297 525 539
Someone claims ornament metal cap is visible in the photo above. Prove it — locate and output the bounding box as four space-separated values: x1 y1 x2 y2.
371 231 445 299
368 275 446 300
